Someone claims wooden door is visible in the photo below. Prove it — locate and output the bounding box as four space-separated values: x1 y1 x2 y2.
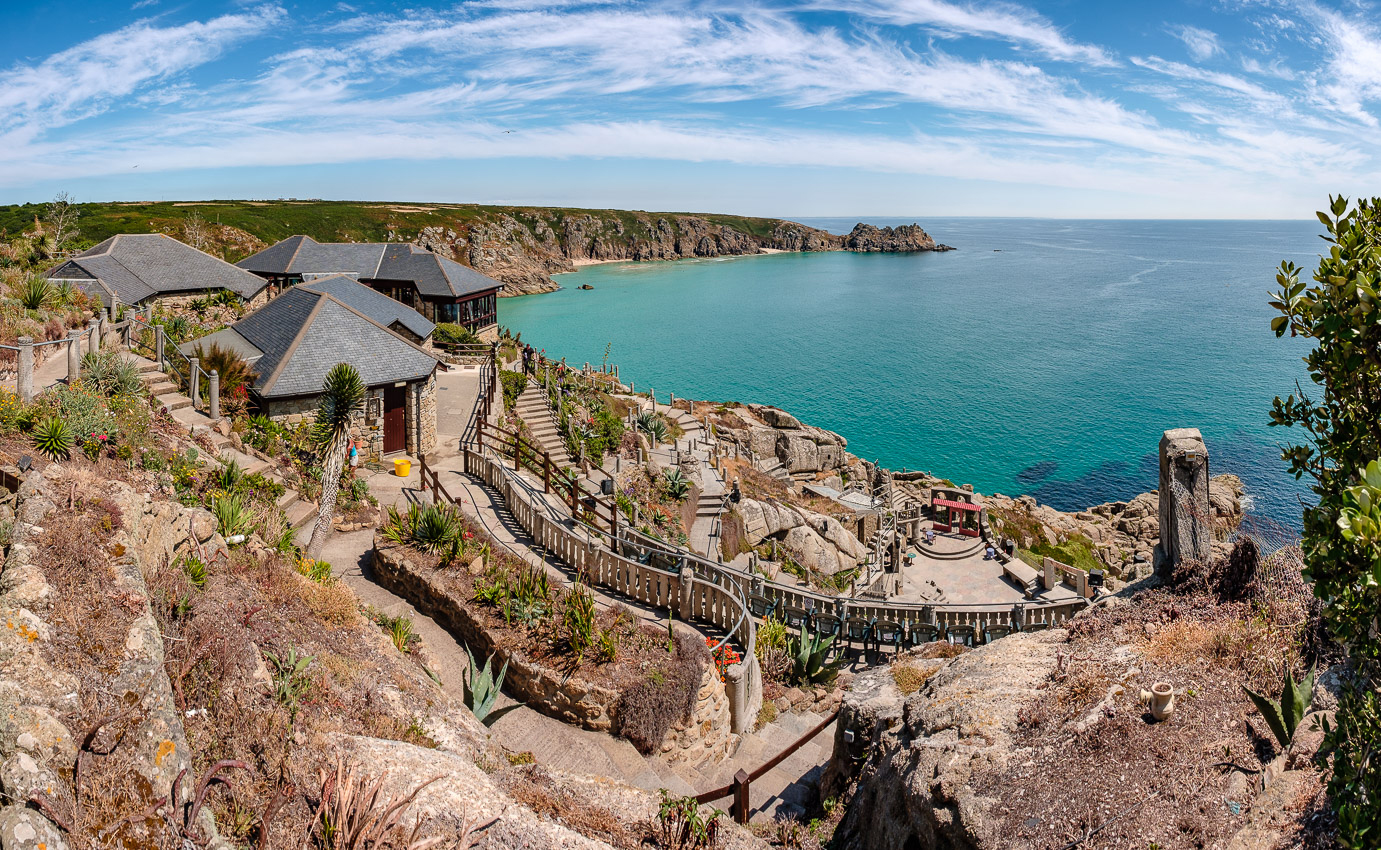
383 386 406 454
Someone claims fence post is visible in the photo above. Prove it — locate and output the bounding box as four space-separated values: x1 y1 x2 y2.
731 769 751 825
16 337 34 404
88 317 101 355
67 330 83 383
189 357 200 408
209 370 220 419
155 326 165 371
543 452 551 493
726 661 751 734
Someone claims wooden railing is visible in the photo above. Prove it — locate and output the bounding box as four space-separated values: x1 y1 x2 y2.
695 709 840 823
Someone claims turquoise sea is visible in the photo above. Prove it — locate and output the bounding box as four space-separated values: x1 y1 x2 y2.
500 218 1320 529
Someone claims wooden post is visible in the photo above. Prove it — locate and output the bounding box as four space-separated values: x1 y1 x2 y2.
476 417 484 450
731 770 751 824
155 326 165 371
543 453 551 493
189 357 200 408
88 317 100 355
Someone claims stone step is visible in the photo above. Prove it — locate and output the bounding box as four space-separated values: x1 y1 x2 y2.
147 380 177 396
157 393 191 411
287 499 316 529
275 487 300 511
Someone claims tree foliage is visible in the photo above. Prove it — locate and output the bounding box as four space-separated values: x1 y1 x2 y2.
1269 195 1381 846
305 363 365 560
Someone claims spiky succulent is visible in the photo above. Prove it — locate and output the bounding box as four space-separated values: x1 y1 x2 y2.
32 417 73 460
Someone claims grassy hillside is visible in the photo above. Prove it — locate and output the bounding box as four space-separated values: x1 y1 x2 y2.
0 199 794 260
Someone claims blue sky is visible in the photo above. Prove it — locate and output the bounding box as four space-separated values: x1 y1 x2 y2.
0 0 1378 218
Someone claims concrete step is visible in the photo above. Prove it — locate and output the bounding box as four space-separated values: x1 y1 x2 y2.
157 393 191 411
147 380 177 396
275 487 300 510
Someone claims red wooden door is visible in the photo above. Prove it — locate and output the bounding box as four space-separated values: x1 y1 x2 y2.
383 386 406 454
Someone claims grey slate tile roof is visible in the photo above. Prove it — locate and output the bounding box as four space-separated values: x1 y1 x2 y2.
45 234 268 304
176 327 266 364
238 236 502 299
299 274 434 339
228 286 440 399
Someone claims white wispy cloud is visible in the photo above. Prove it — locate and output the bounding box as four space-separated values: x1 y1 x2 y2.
1 0 1379 217
812 0 1116 66
0 5 284 141
1169 24 1221 61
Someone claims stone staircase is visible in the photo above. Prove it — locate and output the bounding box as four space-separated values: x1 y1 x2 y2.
129 353 316 530
515 383 573 468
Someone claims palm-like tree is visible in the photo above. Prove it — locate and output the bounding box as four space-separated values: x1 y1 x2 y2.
305 363 366 560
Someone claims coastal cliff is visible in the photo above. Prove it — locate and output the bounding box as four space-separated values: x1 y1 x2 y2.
414 213 949 295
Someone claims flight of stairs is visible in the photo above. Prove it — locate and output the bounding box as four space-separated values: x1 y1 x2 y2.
515 384 573 468
130 354 316 530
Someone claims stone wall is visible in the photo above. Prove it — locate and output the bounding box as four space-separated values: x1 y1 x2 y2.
262 373 438 463
371 538 735 758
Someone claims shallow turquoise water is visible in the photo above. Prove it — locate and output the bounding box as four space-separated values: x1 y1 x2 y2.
499 218 1319 528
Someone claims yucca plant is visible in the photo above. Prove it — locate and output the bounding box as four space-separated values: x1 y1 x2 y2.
305 363 365 560
1244 665 1316 751
388 615 418 654
563 582 598 661
211 491 252 539
663 468 691 500
16 276 52 310
32 416 73 460
463 645 508 725
789 631 844 686
182 556 208 589
413 504 463 554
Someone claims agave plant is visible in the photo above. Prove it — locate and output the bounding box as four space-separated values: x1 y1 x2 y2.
1244 665 1316 750
32 416 73 460
663 468 691 500
635 410 670 444
463 645 508 725
80 351 143 397
789 631 844 686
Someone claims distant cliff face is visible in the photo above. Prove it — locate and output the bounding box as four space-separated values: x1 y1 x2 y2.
412 212 948 295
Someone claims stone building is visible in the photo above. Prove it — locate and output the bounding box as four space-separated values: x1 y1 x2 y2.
187 281 442 461
237 235 502 332
44 233 270 311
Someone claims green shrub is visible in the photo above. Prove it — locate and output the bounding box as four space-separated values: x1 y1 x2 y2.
80 351 143 397
264 647 314 711
563 583 597 660
210 491 252 539
500 369 527 411
434 323 482 346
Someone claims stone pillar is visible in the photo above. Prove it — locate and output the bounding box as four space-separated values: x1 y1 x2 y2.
155 326 165 371
1158 428 1211 569
98 309 108 350
16 337 34 404
209 370 220 420
88 318 100 355
189 357 200 408
675 564 694 619
725 662 749 734
67 330 82 383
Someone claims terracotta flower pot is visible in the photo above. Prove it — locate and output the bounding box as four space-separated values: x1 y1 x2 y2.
1140 681 1175 721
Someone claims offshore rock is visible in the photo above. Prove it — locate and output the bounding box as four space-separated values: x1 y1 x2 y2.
842 223 937 252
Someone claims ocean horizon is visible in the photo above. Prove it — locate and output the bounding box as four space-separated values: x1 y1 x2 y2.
502 217 1319 531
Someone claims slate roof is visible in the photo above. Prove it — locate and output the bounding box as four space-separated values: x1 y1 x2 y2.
45 234 268 304
237 236 502 299
218 287 440 399
300 274 434 340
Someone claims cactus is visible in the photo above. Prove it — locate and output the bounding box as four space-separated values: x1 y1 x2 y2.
463 645 508 725
1243 665 1316 750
